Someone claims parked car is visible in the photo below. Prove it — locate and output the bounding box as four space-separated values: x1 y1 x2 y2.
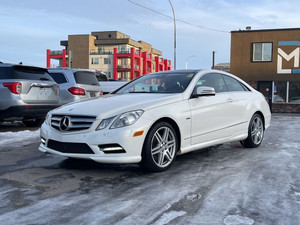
0 63 60 126
39 70 271 172
95 71 127 94
48 68 102 104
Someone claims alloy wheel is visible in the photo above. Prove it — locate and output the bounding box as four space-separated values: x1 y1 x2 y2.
150 126 176 168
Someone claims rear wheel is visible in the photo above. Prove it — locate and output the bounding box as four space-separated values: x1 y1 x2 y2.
22 118 44 127
241 113 264 148
141 122 178 172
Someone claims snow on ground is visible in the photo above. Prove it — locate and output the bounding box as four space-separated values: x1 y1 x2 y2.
0 130 40 149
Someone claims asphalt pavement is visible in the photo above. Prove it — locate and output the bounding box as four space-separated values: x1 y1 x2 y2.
0 114 299 225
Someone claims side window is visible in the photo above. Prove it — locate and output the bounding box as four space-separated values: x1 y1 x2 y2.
196 73 227 93
223 75 247 92
49 72 68 84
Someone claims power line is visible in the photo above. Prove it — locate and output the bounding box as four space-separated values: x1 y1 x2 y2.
0 56 20 64
127 0 229 34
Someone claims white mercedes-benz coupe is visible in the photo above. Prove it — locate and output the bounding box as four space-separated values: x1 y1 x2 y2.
39 70 271 172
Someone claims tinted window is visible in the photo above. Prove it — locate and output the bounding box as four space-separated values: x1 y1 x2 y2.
74 71 100 86
49 72 68 84
114 72 196 94
95 73 108 81
0 65 53 81
0 67 13 79
196 73 227 93
223 75 247 92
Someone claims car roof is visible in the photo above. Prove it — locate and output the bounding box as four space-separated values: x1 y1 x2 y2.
47 68 97 73
0 63 47 71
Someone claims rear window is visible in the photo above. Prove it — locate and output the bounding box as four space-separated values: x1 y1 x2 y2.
49 72 68 84
74 71 100 86
0 65 54 81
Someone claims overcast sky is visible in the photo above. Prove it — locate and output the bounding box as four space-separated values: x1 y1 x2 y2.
1 0 300 69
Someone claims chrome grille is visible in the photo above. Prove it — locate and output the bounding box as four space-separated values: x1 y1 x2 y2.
51 114 96 132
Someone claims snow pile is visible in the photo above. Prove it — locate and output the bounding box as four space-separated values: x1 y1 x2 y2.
0 130 40 149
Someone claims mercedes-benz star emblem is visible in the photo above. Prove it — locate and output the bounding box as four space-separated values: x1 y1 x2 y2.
59 116 71 131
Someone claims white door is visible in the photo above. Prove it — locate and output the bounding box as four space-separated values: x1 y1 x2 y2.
189 73 235 145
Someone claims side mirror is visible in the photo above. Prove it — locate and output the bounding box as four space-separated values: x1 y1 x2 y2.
192 86 216 98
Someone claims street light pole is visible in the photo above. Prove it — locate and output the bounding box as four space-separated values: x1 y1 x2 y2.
168 0 176 70
185 55 196 69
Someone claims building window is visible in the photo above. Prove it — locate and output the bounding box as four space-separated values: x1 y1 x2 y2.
91 58 99 64
104 58 111 64
252 43 272 62
273 81 287 103
289 81 300 103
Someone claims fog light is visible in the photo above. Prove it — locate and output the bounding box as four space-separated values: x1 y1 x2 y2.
98 144 126 154
41 137 46 145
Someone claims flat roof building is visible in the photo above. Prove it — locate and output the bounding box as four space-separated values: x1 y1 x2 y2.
231 28 300 113
47 31 171 80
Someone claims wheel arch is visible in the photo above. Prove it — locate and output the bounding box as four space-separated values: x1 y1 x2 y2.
145 117 181 152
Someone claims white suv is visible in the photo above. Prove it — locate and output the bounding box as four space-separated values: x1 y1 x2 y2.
48 68 102 104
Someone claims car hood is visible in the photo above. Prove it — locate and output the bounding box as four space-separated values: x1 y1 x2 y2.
51 93 183 119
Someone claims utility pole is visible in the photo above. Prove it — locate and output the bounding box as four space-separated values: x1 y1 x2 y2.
212 51 215 69
168 0 176 70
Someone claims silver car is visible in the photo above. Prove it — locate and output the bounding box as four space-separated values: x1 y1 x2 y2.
0 63 60 126
48 68 102 104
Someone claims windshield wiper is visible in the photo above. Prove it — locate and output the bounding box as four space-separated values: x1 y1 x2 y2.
129 91 148 93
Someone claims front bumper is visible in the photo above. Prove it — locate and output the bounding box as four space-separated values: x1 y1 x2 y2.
39 119 149 164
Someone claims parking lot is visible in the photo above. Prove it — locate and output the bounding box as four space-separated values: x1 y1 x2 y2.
0 114 299 225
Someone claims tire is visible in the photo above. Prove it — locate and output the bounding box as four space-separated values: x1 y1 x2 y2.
242 113 264 148
141 122 178 172
22 118 44 127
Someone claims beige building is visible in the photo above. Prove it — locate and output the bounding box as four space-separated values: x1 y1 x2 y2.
48 31 171 80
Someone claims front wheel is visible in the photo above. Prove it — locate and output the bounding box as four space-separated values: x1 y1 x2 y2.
241 113 264 148
141 122 178 172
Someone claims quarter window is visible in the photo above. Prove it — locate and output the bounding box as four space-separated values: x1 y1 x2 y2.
252 43 272 62
49 72 67 84
223 75 247 92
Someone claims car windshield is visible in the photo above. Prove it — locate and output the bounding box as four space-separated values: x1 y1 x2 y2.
114 72 196 94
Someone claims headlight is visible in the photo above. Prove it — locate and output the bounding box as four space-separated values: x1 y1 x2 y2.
96 116 116 131
110 110 144 129
45 112 52 126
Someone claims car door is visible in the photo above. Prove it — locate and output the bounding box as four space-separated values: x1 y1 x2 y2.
188 73 233 145
222 75 252 134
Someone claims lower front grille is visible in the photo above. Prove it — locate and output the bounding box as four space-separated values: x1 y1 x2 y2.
47 139 94 154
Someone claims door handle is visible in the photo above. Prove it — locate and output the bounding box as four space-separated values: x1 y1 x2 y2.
227 98 233 102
